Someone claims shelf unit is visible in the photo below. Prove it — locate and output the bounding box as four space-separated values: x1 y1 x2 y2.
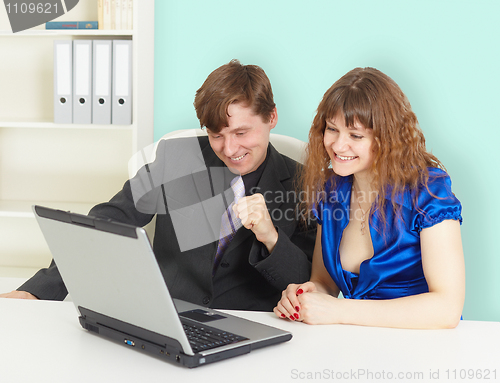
0 0 154 276
0 30 133 36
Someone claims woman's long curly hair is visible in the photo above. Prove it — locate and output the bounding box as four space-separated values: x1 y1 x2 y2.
300 67 444 225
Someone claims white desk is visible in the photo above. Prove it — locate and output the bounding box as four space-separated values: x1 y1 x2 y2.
1 279 499 383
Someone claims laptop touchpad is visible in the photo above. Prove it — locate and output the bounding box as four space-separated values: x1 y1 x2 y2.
179 309 226 323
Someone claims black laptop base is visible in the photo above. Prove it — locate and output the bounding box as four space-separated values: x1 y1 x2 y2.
78 307 252 368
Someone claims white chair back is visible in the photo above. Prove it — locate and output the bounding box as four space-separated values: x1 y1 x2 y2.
158 129 306 163
129 129 307 179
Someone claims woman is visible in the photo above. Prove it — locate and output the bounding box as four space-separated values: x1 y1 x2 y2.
274 67 464 329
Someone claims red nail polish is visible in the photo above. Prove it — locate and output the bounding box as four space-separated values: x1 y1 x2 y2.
281 314 286 318
295 306 300 312
297 289 303 295
294 313 299 319
290 316 295 321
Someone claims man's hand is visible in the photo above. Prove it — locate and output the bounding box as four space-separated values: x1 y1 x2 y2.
233 193 279 252
0 291 38 300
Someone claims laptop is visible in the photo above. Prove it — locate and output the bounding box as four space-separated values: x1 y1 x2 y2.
33 205 292 368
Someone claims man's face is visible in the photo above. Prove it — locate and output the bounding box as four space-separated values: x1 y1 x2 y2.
206 103 277 175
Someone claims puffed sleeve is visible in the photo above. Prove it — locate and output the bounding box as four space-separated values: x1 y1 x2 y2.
412 168 462 233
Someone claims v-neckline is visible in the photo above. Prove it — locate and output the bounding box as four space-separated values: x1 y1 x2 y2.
338 179 375 277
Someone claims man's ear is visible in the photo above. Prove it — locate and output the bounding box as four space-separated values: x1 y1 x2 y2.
269 107 278 130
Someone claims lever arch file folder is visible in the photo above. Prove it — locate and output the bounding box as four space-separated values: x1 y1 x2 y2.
112 40 132 125
92 40 112 124
73 40 93 124
54 40 73 124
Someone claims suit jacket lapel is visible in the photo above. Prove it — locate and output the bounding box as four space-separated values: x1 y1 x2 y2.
255 143 290 217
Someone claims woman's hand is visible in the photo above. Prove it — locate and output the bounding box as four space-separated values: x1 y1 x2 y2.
292 290 340 324
273 282 316 321
274 281 341 324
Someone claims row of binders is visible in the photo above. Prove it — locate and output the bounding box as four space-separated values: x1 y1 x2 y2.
54 40 132 125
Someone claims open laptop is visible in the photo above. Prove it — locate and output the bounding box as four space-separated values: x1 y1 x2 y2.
33 205 292 368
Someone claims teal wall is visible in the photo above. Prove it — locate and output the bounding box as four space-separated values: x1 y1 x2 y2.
154 0 500 322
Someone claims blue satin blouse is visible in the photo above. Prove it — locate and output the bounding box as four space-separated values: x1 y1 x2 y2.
314 168 462 300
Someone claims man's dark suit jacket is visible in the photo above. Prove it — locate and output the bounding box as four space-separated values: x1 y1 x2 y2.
19 136 316 311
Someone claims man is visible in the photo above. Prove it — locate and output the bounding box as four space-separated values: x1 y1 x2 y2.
0 60 315 311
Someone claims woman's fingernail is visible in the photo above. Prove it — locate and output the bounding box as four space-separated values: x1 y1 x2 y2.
290 316 295 321
295 306 300 312
297 289 304 295
294 313 299 319
281 314 286 318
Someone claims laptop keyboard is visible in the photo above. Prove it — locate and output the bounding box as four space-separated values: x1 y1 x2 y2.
181 320 248 353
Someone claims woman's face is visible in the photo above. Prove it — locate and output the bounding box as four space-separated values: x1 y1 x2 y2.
323 114 375 181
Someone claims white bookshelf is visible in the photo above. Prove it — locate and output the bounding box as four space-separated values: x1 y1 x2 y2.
0 120 135 129
0 0 154 275
0 30 133 36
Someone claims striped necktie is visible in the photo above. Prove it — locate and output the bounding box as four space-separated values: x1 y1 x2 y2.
212 176 245 275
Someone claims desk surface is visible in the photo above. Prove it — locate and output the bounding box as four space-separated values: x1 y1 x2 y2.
1 278 499 383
